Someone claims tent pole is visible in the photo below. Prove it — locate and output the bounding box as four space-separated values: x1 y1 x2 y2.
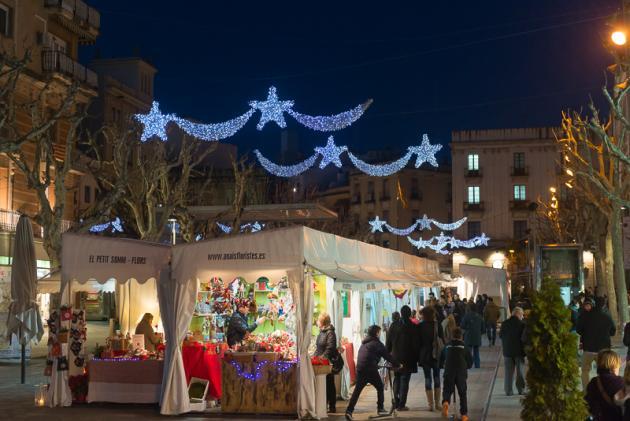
20 327 25 384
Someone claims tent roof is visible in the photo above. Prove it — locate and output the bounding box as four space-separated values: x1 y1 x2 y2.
172 226 440 287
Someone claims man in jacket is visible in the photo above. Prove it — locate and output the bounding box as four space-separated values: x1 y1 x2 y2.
483 297 501 346
576 297 616 389
441 327 472 421
499 307 526 395
226 301 264 347
461 303 484 368
386 306 419 411
345 325 399 421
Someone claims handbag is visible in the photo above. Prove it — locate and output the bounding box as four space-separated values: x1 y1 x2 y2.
432 321 445 360
330 348 345 375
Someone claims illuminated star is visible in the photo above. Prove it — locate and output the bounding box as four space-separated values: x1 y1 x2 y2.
249 86 295 130
314 136 348 169
369 216 387 233
135 101 173 141
408 134 442 168
476 233 490 247
416 214 432 230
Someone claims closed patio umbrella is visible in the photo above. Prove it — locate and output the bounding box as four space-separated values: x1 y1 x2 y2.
6 214 44 384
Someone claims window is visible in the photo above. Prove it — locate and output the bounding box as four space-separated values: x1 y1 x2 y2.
467 154 479 171
84 185 91 204
411 178 422 200
513 184 526 201
0 4 9 37
467 186 480 203
381 179 390 199
367 181 375 201
467 221 481 237
513 220 528 239
513 152 525 169
382 210 389 222
353 183 361 203
411 209 420 226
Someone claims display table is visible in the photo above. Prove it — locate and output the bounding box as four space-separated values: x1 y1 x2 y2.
182 343 223 399
221 353 298 414
87 359 164 403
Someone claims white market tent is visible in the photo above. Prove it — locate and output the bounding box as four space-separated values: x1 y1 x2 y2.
55 226 441 417
458 263 511 320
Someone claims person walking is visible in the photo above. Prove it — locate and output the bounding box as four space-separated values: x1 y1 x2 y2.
442 314 457 345
577 297 616 390
314 313 338 413
418 305 444 411
386 305 419 411
345 325 399 421
441 327 472 421
499 307 526 395
585 349 623 420
483 297 501 347
461 302 484 368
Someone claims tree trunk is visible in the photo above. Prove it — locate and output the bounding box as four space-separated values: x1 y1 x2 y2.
611 205 629 325
604 229 620 325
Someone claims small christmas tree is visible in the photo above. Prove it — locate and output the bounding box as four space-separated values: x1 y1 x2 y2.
521 277 588 420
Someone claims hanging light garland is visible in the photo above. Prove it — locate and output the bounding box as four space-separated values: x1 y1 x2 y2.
134 86 372 142
228 359 297 381
369 215 467 234
254 135 442 178
216 221 265 234
407 232 491 255
89 217 124 234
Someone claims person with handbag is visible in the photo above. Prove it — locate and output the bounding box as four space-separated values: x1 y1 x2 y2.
418 305 445 411
386 305 420 411
585 349 623 420
314 312 340 413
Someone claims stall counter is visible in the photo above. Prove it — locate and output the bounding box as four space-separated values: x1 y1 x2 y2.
87 359 163 404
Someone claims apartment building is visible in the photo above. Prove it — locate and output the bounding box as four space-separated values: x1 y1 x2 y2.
450 127 560 275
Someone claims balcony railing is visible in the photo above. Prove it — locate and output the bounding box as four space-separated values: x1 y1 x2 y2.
511 166 529 176
510 200 530 211
42 50 98 88
44 0 100 42
0 208 76 237
463 201 484 212
465 168 482 177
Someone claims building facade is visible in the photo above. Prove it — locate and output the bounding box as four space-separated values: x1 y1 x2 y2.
450 127 561 280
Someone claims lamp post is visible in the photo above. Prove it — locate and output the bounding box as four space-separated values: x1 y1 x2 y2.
168 218 177 245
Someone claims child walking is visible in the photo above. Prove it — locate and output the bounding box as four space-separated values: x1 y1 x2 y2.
441 327 472 421
345 325 399 420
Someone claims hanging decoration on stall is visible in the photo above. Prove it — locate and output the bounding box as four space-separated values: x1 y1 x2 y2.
369 214 468 235
393 289 407 299
227 358 297 381
216 221 265 234
134 86 372 142
407 232 491 255
89 217 124 234
255 134 442 178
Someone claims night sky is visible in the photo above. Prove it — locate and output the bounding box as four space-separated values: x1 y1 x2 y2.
83 0 620 160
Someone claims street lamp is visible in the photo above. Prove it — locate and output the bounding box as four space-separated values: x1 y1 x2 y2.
612 30 628 46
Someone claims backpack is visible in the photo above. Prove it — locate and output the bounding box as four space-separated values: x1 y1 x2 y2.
432 321 445 360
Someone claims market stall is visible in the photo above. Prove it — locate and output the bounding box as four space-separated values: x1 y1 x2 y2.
166 225 441 417
48 234 170 407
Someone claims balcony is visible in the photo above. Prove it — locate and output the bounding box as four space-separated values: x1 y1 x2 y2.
42 50 98 89
463 201 484 212
44 0 100 43
380 194 391 201
465 168 482 178
0 208 76 237
511 166 529 176
510 200 530 211
365 192 375 203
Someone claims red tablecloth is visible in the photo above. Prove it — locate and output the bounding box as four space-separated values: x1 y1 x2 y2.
343 343 356 383
182 344 222 399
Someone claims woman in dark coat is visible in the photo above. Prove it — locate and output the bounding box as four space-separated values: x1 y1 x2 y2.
585 349 623 420
461 302 485 368
418 305 444 411
314 312 338 413
387 305 419 411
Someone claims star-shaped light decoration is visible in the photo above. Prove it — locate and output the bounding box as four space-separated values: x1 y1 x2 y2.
416 214 433 230
369 216 387 233
135 101 174 141
249 86 295 130
408 134 442 168
475 233 490 247
314 136 348 169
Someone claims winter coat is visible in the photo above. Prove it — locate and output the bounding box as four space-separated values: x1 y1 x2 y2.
461 311 484 347
442 319 456 344
418 320 444 367
483 302 501 324
386 318 419 373
585 371 624 421
623 323 630 358
356 335 397 372
226 312 257 347
453 301 465 325
314 325 337 360
576 308 616 353
442 339 473 381
499 316 525 358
